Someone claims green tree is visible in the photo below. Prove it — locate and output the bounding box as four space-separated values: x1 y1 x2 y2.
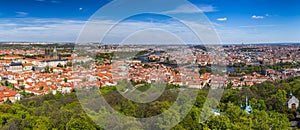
64 78 68 83
251 110 270 130
250 98 267 111
57 63 63 68
66 117 96 130
206 115 231 130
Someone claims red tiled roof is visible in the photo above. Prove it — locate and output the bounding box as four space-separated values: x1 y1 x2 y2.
0 88 18 98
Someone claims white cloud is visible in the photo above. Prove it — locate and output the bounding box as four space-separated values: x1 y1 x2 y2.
0 18 220 44
16 12 28 17
164 4 217 14
252 15 264 19
1 17 297 44
197 5 217 12
216 17 227 21
214 21 300 44
78 20 213 44
0 18 84 42
18 27 49 31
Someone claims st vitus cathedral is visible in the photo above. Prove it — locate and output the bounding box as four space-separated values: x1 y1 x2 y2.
45 46 59 60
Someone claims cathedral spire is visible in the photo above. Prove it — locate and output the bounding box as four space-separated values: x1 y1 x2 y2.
53 46 57 52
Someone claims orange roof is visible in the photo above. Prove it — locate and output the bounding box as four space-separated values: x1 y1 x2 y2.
2 55 22 59
36 58 51 61
22 63 33 66
0 88 18 98
0 60 12 63
66 57 73 60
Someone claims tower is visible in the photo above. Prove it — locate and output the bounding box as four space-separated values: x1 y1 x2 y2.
45 48 51 58
246 96 248 106
241 96 252 114
44 47 58 59
53 46 58 60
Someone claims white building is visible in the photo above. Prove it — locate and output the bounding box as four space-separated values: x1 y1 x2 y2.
287 92 299 110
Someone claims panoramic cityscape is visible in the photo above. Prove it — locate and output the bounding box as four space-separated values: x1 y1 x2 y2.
1 0 300 130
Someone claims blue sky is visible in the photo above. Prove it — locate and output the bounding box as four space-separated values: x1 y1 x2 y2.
0 0 300 43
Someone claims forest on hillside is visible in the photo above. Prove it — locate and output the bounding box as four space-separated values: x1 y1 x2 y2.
1 77 300 129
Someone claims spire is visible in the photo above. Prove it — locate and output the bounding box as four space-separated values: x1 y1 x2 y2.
241 96 252 114
290 90 293 98
246 96 248 106
53 46 57 52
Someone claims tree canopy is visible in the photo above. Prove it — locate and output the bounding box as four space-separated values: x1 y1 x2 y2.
1 77 299 129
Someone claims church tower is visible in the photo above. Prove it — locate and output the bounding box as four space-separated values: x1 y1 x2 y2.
44 46 58 59
45 48 50 58
241 96 252 114
53 46 58 60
